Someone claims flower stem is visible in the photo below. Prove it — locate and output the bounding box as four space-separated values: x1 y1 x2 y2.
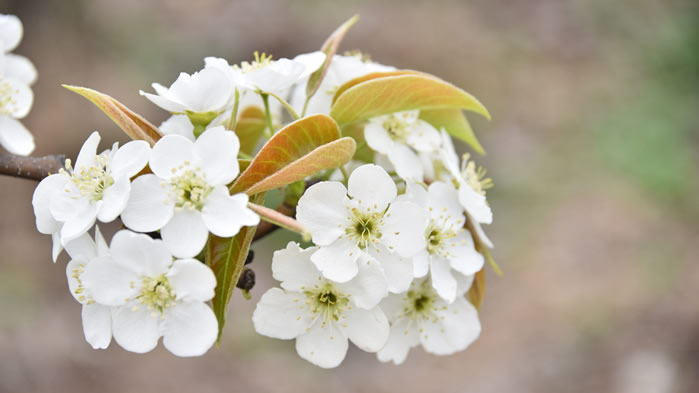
261 93 274 138
265 91 300 120
247 202 310 241
225 88 240 131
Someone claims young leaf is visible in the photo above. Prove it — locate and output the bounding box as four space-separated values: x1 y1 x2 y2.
419 109 485 155
330 72 491 126
205 192 265 343
331 70 421 106
305 15 360 100
468 268 486 311
63 85 162 145
230 114 355 195
235 106 267 156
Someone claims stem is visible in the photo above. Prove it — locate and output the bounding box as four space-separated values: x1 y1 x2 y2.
248 202 309 240
0 152 66 181
301 96 311 118
261 93 274 138
339 165 349 185
265 90 300 120
225 88 240 131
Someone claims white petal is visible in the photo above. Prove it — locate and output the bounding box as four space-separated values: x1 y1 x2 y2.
173 68 232 113
447 232 484 276
161 209 209 258
272 242 322 292
455 272 475 297
388 145 423 182
4 54 37 85
162 301 217 357
112 305 161 354
49 182 83 221
32 173 67 234
194 127 240 185
168 259 216 302
74 131 101 174
347 164 396 211
81 256 140 306
472 219 494 248
412 249 430 278
51 232 63 262
110 140 150 180
0 116 34 155
201 188 258 238
377 317 419 365
59 202 98 245
340 306 389 352
64 231 96 262
2 78 33 119
296 319 348 368
379 293 406 321
149 135 194 179
253 288 312 340
369 245 414 294
140 91 187 113
406 119 441 152
427 181 464 224
458 185 492 224
0 14 22 52
382 201 428 258
292 51 327 78
420 297 481 355
296 181 350 246
335 257 387 310
121 174 174 232
110 230 172 277
430 257 457 303
66 258 85 303
364 119 394 155
159 114 195 141
96 178 130 222
81 304 112 349
310 237 360 283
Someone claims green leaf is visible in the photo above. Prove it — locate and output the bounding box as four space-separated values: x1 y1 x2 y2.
330 72 491 126
331 70 420 106
468 269 486 311
63 85 162 145
235 106 267 156
205 192 265 343
419 109 485 155
230 114 355 195
305 15 360 100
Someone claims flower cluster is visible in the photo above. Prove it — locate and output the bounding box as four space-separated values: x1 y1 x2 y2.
0 14 37 155
27 16 496 367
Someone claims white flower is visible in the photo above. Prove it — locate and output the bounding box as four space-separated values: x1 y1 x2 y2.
398 181 484 303
80 230 218 357
231 51 324 93
290 53 395 115
0 14 37 156
438 129 493 225
365 110 441 182
140 67 233 119
253 242 389 368
121 126 259 258
64 227 113 349
296 164 428 292
377 277 481 365
32 131 150 260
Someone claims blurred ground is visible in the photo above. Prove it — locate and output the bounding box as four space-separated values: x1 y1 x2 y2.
0 0 697 392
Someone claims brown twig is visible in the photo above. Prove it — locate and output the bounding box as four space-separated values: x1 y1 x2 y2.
252 204 296 241
0 152 65 181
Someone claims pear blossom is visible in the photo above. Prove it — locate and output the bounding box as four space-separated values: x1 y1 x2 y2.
365 110 441 181
253 242 389 368
398 181 484 303
80 230 218 356
377 277 481 365
64 227 113 349
0 14 37 155
296 164 428 292
231 51 325 93
32 131 150 260
121 126 259 258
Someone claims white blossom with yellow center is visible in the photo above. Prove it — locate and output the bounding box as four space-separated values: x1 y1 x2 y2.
296 164 428 293
398 181 484 303
81 230 218 357
32 131 150 260
253 242 389 368
229 51 325 93
121 127 259 258
377 277 481 365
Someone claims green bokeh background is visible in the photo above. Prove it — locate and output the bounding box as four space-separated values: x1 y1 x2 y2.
0 1 697 392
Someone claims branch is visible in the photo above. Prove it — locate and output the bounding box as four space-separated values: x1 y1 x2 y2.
252 204 295 241
0 152 65 181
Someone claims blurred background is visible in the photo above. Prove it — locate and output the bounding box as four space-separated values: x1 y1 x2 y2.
0 0 697 392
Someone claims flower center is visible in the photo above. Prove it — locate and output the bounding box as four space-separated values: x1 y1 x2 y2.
237 51 274 74
0 78 19 116
170 162 212 210
460 154 493 196
425 222 457 257
137 274 176 315
61 156 115 201
305 284 350 325
346 208 383 249
382 115 408 143
403 282 438 321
